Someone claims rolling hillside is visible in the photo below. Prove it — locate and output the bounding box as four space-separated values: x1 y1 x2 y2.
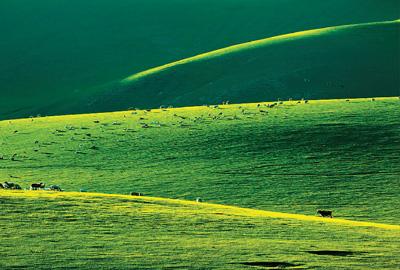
2 2 399 269
1 98 399 223
1 190 399 269
1 1 399 119
82 20 400 113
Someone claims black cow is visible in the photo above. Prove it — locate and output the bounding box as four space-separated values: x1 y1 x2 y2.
130 192 143 196
317 209 333 218
3 182 21 190
30 182 45 190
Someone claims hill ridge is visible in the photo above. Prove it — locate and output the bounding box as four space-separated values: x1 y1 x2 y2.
122 19 400 83
2 190 399 230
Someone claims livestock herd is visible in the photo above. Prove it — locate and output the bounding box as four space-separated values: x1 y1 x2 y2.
0 181 62 191
0 99 339 218
0 182 334 217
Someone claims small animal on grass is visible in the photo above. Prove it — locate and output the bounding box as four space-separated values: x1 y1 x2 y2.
30 182 45 190
0 183 4 189
130 192 143 196
196 197 203 202
317 209 333 218
49 185 63 191
3 182 22 190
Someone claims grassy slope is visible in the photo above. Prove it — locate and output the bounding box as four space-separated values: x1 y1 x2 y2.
1 190 399 269
1 0 399 119
84 20 400 113
1 98 399 224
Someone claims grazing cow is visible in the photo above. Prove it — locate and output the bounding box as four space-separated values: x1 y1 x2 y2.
196 197 203 203
30 182 45 190
0 183 4 189
3 182 13 189
130 192 143 196
3 182 21 190
317 209 333 218
49 185 62 191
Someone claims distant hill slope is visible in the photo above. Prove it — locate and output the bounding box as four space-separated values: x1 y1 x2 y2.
1 0 399 120
80 20 400 113
1 98 399 223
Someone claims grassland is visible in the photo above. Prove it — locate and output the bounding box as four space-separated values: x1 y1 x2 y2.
122 20 400 82
86 20 399 113
1 97 399 224
1 190 399 269
1 1 399 119
1 97 399 269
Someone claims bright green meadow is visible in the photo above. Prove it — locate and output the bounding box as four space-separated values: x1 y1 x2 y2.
1 1 399 268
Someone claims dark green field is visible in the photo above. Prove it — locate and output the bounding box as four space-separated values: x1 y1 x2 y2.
86 20 400 113
1 1 399 119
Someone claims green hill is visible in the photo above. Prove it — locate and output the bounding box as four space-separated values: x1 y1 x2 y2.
1 98 399 223
1 97 399 269
81 20 400 113
1 191 399 269
1 1 399 119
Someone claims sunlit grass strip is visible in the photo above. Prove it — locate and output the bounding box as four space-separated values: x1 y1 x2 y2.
122 19 400 83
1 96 396 124
2 190 399 230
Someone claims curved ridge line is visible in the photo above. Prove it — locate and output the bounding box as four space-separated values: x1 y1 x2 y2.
2 190 399 230
122 19 400 83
